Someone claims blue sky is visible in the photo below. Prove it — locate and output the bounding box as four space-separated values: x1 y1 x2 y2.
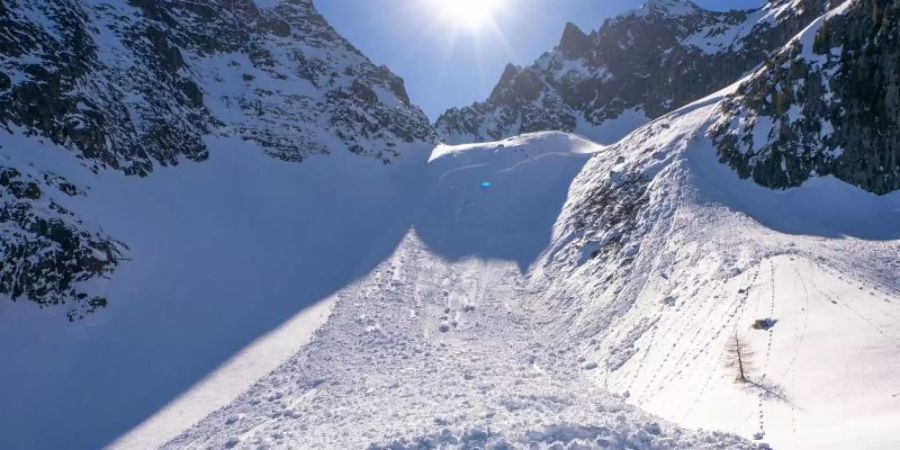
315 0 765 119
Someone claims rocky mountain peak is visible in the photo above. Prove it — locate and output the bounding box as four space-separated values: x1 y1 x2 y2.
435 0 828 145
487 64 544 105
492 64 523 93
633 0 704 18
558 22 592 59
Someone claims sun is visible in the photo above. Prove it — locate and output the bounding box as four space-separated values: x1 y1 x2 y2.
428 0 505 31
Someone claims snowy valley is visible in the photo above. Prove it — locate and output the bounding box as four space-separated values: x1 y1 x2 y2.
1 1 898 450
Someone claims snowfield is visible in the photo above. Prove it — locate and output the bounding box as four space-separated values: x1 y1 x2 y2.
167 99 898 449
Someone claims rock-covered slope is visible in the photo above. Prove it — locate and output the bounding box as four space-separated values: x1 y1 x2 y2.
0 0 435 317
0 159 123 321
435 0 829 144
0 0 434 169
712 0 900 194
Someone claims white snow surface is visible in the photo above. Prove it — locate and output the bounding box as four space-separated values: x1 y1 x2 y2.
135 91 900 450
164 95 899 449
159 131 757 450
0 131 434 449
530 93 900 450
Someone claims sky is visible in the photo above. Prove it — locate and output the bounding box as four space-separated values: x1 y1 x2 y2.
315 0 766 120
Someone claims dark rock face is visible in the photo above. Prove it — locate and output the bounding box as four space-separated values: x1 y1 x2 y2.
0 0 435 317
0 0 209 176
436 0 828 143
712 0 900 194
558 22 593 59
0 163 124 321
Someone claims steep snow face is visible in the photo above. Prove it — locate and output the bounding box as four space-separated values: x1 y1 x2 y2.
0 0 435 316
417 133 602 271
529 88 900 448
435 0 828 145
0 130 436 450
712 0 900 194
162 133 758 450
0 1 440 448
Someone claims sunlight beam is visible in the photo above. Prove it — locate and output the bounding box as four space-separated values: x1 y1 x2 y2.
427 0 507 32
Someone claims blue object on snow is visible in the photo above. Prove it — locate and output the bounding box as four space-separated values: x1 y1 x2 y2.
480 181 493 189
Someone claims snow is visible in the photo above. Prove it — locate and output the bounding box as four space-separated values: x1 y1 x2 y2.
159 132 756 450
579 107 650 145
530 89 900 450
0 131 434 450
429 131 602 162
419 132 601 272
2 1 898 449
160 89 898 449
681 9 768 55
6 85 895 449
111 298 334 450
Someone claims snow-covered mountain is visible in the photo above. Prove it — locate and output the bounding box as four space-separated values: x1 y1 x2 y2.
0 0 434 319
1 0 898 449
166 1 899 449
0 1 439 449
435 0 829 144
1 0 434 167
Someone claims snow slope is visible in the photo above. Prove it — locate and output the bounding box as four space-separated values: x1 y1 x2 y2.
0 0 436 447
5 79 895 450
165 133 759 449
0 130 434 450
0 126 752 450
3 1 898 449
529 93 900 448
169 23 900 450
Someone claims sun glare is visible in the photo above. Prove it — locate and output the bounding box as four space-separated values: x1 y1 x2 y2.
429 0 505 31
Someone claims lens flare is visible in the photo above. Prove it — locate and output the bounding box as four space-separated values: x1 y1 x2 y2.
428 0 505 31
